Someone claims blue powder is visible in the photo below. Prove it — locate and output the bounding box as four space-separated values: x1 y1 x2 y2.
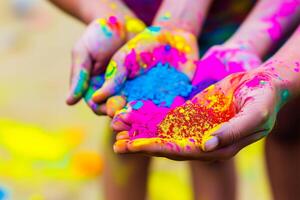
121 63 193 107
132 101 144 110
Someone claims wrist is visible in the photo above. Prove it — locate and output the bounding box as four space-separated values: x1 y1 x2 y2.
152 0 211 36
77 0 133 24
153 20 199 36
253 63 292 107
223 39 260 57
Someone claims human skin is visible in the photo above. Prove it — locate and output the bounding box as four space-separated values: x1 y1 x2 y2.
52 1 235 200
51 1 234 200
99 1 238 200
48 1 151 200
86 1 237 200
48 0 134 24
202 24 300 158
113 24 300 162
265 90 300 200
92 0 212 106
49 0 146 114
111 0 300 134
112 0 300 157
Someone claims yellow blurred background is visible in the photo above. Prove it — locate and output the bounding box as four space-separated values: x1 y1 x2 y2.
0 0 271 199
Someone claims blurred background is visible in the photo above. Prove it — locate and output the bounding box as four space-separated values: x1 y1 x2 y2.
0 0 271 199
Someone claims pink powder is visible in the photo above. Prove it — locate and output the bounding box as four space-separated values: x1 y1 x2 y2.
125 45 187 79
128 97 185 139
263 0 300 41
192 50 245 85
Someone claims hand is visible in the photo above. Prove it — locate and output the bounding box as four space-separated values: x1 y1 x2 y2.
83 74 126 116
66 16 145 114
113 68 285 161
92 26 199 108
192 43 262 86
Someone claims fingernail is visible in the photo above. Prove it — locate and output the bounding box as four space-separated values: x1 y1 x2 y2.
92 90 103 102
116 131 129 140
204 136 219 152
66 94 76 105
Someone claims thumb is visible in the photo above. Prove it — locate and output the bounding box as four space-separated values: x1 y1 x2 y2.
106 95 127 117
92 59 127 103
203 88 274 152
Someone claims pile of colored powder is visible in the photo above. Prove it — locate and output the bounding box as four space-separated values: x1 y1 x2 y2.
122 62 192 107
128 97 185 140
124 60 234 140
157 85 236 145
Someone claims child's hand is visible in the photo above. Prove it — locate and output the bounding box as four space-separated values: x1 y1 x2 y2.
66 16 145 114
92 27 199 106
113 68 283 161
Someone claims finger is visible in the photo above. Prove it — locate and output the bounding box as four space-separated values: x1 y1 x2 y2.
92 59 127 103
84 81 107 115
116 131 130 140
114 103 146 125
106 95 126 117
203 88 274 151
127 138 227 161
67 41 92 105
111 111 132 131
113 139 130 153
127 138 170 153
111 117 131 132
85 99 107 115
180 36 199 79
126 138 204 159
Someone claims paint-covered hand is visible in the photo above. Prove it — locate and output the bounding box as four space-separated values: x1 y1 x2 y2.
192 44 262 86
92 26 199 106
82 74 127 115
66 16 145 114
113 68 285 161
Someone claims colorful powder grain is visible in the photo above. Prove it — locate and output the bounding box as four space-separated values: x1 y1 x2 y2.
122 63 192 107
157 85 236 146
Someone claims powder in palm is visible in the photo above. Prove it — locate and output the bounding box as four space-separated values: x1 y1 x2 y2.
157 85 236 146
122 62 192 107
128 97 185 140
125 61 226 140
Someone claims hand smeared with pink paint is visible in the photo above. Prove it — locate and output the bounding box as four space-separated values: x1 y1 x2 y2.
111 43 262 159
92 26 199 112
193 44 262 87
113 66 288 161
